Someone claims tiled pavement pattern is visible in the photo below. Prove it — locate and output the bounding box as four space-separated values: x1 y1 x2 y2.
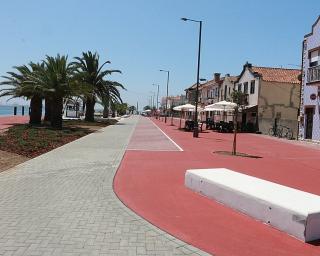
0 116 210 256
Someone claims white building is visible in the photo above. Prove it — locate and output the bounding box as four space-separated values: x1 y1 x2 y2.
219 74 239 101
299 16 320 141
236 63 300 134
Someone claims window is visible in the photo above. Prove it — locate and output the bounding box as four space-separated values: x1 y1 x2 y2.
228 87 231 95
215 88 218 97
309 50 320 67
238 83 242 92
244 82 248 94
250 80 255 94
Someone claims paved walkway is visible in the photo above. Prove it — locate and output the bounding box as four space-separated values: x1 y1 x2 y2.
0 116 207 256
115 117 320 256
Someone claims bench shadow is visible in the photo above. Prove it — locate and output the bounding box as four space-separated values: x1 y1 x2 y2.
309 239 320 246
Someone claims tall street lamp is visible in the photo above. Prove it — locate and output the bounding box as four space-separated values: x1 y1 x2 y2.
153 84 160 110
181 17 202 138
149 91 155 109
159 69 170 123
153 83 160 118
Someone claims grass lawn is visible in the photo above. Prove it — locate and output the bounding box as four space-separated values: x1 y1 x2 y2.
0 119 117 158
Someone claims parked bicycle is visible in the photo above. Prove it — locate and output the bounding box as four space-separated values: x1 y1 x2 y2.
277 125 293 140
268 124 293 140
268 125 282 137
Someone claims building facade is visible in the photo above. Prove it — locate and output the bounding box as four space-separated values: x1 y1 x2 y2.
219 74 239 101
200 73 223 106
299 16 320 141
236 63 301 136
161 95 187 110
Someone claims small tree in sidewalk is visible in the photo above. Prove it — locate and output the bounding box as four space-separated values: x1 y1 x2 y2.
231 90 248 155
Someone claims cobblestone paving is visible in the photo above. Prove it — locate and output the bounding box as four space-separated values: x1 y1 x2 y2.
0 116 210 256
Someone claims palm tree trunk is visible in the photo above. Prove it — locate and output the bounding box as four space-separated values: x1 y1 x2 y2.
50 96 63 129
44 97 52 122
85 97 95 122
29 95 42 125
103 105 109 118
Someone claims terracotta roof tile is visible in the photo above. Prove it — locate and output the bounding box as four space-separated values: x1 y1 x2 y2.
251 66 301 84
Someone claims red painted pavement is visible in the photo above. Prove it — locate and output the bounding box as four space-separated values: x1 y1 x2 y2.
0 116 29 130
114 116 320 256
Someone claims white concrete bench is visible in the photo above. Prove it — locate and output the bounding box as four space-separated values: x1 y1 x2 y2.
185 168 320 242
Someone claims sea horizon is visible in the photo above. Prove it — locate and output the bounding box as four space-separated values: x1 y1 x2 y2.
0 105 29 116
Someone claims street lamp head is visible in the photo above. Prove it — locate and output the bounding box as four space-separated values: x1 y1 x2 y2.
181 17 188 21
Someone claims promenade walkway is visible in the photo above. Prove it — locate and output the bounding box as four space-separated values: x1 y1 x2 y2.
0 116 207 256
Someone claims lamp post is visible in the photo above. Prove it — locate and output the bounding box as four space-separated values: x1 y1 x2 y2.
181 17 202 138
149 92 155 116
159 69 170 123
153 84 160 110
153 84 160 119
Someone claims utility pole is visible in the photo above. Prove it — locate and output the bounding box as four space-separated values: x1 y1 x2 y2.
159 70 170 123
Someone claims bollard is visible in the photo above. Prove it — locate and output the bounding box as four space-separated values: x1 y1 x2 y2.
13 106 17 115
22 106 25 116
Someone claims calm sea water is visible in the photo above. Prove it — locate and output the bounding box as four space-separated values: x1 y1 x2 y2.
0 105 29 116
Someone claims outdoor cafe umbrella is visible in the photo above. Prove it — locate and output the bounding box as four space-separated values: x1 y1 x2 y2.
173 104 193 128
205 101 237 122
205 100 237 110
173 104 198 128
173 103 196 111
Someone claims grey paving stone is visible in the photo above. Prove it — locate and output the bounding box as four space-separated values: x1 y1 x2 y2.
0 116 212 256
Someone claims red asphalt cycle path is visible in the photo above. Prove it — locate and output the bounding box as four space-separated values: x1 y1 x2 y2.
114 116 320 256
0 116 28 130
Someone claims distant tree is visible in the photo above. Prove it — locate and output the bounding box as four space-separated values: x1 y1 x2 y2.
143 105 151 110
72 51 122 122
114 103 128 116
128 105 136 114
100 80 125 118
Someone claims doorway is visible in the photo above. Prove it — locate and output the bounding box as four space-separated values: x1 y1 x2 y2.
305 107 314 139
241 112 247 131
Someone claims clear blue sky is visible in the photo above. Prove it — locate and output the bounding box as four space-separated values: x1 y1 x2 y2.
0 0 319 108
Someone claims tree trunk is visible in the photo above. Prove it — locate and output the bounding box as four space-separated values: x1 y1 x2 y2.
29 95 42 125
232 107 238 155
44 97 52 122
50 96 63 129
85 97 95 122
103 105 109 118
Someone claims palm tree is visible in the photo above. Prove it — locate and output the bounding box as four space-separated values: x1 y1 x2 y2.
72 51 122 122
0 64 44 125
99 80 125 118
35 55 75 129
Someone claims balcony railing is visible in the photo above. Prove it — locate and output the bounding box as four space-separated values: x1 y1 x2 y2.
308 65 320 83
